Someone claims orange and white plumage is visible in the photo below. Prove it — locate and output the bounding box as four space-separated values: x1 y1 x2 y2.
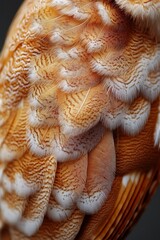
0 0 160 239
114 0 160 39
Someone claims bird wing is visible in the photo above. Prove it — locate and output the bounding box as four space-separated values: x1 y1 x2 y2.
0 0 160 239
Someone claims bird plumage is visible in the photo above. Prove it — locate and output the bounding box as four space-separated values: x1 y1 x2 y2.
0 0 160 239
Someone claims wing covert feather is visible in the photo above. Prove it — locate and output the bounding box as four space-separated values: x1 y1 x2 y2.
0 0 159 239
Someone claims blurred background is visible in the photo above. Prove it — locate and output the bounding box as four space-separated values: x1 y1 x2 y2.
0 1 160 239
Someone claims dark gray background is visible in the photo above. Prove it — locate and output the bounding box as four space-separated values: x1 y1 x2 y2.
0 1 160 239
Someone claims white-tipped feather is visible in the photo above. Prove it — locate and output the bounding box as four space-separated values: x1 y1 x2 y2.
60 6 89 20
2 174 13 193
87 40 103 53
27 128 51 157
122 172 140 188
28 109 41 126
56 47 80 60
29 95 40 108
104 77 140 102
0 145 18 162
47 203 73 222
52 125 105 162
122 175 130 188
141 77 160 102
115 0 160 21
16 218 44 237
95 2 112 25
77 191 106 214
28 65 40 83
53 189 78 208
1 201 22 224
13 173 39 197
50 29 63 43
122 102 151 136
30 21 44 34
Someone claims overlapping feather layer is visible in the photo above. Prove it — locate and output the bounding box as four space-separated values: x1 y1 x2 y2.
0 0 159 239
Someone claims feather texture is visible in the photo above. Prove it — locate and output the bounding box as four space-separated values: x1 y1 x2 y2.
0 0 160 239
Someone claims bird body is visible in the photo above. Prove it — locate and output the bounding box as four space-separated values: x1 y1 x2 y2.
0 0 160 239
